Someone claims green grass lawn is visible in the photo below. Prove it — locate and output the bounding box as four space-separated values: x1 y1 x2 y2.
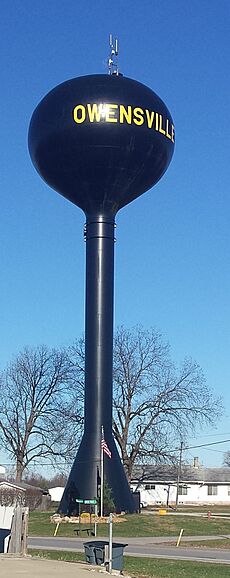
125 556 230 577
29 510 230 538
178 538 230 549
28 549 230 577
176 505 230 514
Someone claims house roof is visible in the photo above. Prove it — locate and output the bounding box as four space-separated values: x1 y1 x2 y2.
0 480 26 492
131 464 230 484
0 480 49 494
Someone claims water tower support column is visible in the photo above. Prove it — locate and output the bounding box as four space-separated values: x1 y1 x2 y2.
84 213 114 441
59 212 135 514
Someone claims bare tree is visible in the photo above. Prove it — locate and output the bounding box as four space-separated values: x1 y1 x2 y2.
69 326 223 482
23 471 68 489
4 329 220 482
112 326 222 480
223 452 230 467
0 345 82 481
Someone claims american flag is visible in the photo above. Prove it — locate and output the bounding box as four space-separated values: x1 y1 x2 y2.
101 435 112 459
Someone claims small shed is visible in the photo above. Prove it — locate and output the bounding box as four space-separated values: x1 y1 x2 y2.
0 480 50 510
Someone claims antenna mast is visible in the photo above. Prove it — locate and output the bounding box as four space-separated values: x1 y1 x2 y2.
108 34 119 75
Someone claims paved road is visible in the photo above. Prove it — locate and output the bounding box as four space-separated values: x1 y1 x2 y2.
28 535 230 565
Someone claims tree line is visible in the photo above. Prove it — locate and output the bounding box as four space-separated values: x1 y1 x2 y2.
0 326 223 482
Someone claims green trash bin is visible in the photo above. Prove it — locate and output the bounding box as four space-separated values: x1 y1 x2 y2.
84 541 107 565
94 544 105 565
85 541 127 571
83 542 97 564
110 542 128 571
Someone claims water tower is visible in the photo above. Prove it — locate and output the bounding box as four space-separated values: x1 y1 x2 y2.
28 38 175 514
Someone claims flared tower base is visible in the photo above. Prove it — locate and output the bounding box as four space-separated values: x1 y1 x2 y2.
58 431 136 515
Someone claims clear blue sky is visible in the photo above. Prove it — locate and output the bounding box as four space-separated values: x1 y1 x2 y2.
0 0 230 471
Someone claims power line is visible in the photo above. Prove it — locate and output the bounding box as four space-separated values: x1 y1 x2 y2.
164 437 230 455
184 438 230 451
1 439 230 470
190 432 230 439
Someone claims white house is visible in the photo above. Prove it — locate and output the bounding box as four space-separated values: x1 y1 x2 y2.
131 463 230 506
49 486 65 502
0 465 6 478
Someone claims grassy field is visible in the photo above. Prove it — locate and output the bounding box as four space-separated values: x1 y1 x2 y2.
29 510 230 538
178 538 230 549
28 548 230 577
176 505 230 513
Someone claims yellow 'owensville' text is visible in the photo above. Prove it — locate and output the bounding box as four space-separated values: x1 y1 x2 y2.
73 103 174 143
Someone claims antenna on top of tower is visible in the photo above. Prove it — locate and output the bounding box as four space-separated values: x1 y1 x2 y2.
108 34 119 75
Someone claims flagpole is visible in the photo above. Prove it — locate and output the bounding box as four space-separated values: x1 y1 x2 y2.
100 426 104 517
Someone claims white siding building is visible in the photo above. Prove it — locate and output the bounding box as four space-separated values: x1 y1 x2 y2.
0 465 6 477
49 486 65 502
131 464 230 506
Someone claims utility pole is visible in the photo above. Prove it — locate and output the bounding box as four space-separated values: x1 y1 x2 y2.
175 441 183 510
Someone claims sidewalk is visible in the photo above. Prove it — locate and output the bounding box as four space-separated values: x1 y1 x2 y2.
0 555 106 578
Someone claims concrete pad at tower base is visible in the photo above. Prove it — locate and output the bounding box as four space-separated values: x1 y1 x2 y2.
0 555 105 578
